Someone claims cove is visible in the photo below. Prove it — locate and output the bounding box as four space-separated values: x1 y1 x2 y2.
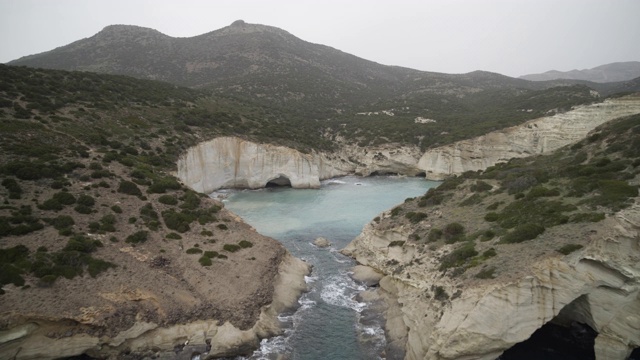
216 176 439 359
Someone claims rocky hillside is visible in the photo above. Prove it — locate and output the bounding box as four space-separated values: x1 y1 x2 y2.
0 65 311 359
343 113 640 359
520 61 640 83
10 21 640 152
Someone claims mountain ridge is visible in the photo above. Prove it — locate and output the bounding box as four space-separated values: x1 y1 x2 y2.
520 61 640 83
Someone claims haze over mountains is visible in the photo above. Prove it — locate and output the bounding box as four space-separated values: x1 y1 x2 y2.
520 61 640 83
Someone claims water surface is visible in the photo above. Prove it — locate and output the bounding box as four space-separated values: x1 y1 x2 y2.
217 176 439 360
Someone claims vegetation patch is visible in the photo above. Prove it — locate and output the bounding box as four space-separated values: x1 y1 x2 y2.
557 244 584 255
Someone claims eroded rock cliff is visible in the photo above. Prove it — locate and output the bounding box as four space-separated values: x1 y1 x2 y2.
343 199 640 360
418 96 640 180
176 137 423 192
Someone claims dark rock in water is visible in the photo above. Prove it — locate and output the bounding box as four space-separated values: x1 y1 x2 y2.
498 321 596 360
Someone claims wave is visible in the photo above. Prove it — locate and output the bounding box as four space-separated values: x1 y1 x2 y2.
320 275 367 312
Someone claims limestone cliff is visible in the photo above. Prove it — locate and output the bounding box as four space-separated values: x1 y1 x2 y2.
418 97 640 180
176 137 423 192
343 199 640 360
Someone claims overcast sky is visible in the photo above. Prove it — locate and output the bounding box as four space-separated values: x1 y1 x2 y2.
1 0 639 77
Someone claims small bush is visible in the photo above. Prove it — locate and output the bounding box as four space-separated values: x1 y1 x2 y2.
388 240 405 247
76 194 95 207
439 242 478 270
52 191 76 205
126 230 149 244
158 194 178 205
444 222 465 242
471 180 492 192
405 212 428 224
238 240 253 248
216 224 228 230
203 251 219 258
186 247 203 254
166 232 182 240
118 181 142 197
198 256 212 266
557 244 584 255
501 223 545 243
569 212 605 223
51 215 75 230
433 286 449 301
111 205 123 214
223 244 241 253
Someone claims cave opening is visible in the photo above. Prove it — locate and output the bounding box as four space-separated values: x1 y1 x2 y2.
498 294 598 360
266 175 292 187
630 348 640 359
369 170 398 176
415 171 426 177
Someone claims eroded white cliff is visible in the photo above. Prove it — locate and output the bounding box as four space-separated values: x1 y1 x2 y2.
418 97 640 180
176 137 424 193
342 200 640 360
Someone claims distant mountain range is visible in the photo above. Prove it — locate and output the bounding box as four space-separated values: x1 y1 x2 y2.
520 61 640 83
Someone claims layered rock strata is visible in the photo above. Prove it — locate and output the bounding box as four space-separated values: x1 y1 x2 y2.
418 96 640 180
176 137 423 193
342 200 640 360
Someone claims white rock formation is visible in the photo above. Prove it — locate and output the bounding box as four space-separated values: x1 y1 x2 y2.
418 97 640 180
176 137 424 193
342 200 640 360
176 137 352 193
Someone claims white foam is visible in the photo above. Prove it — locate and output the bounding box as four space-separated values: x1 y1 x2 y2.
320 275 367 312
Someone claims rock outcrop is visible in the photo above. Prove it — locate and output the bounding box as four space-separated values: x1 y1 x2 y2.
342 199 640 360
418 96 640 180
176 137 424 193
0 252 310 360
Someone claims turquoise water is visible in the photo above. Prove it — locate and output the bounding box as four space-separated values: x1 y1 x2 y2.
217 176 439 360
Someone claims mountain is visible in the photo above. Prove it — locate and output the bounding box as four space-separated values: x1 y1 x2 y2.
520 61 640 83
9 21 591 111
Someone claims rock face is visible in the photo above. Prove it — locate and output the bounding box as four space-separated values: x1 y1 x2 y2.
342 200 640 360
176 137 424 193
418 97 640 180
0 253 310 360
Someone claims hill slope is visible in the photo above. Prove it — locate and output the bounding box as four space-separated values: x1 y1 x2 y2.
520 61 640 83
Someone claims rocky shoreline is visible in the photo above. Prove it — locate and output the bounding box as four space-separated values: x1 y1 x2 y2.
342 199 640 360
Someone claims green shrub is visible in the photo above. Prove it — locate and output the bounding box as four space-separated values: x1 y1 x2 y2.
186 247 203 254
501 223 545 243
38 198 63 211
405 211 428 224
223 244 241 253
198 256 212 266
482 248 497 258
216 224 228 230
76 194 95 207
439 242 478 270
158 194 178 205
433 286 449 301
117 181 142 197
180 190 201 210
526 186 560 199
51 215 75 231
166 232 182 240
74 204 93 214
471 180 492 192
557 244 584 255
444 222 465 242
204 251 219 258
162 209 193 233
148 178 181 194
111 205 123 213
126 230 149 244
388 240 405 247
480 229 496 241
239 240 253 248
52 191 76 205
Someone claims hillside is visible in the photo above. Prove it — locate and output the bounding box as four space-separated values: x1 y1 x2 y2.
343 110 640 359
0 65 311 359
520 61 640 83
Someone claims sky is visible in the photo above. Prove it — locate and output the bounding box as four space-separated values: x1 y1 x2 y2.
0 0 639 78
